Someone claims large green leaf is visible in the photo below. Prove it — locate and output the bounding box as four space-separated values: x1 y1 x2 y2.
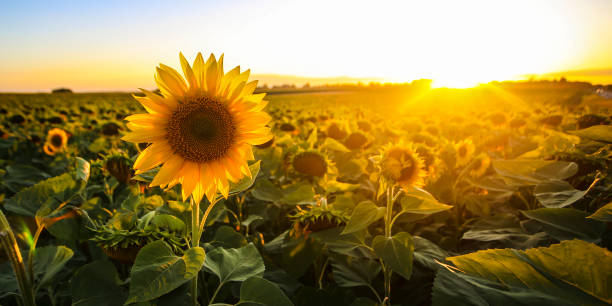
492 159 578 186
204 243 265 283
588 201 612 222
569 125 612 143
413 236 449 270
126 241 205 304
446 239 612 305
281 182 316 205
372 232 414 280
521 208 606 243
461 214 550 249
399 187 452 215
432 268 573 306
71 260 126 306
236 277 294 306
250 179 283 203
341 201 384 235
32 245 73 290
4 171 86 217
534 179 593 208
331 256 381 288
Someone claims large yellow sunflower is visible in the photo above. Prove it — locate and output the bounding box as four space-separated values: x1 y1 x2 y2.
378 141 426 189
122 52 272 203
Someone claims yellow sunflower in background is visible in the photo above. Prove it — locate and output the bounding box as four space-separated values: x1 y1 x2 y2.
122 52 272 203
455 139 475 166
43 128 69 155
378 141 426 189
469 153 490 178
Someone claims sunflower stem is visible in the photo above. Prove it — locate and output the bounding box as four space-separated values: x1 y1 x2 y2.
382 186 394 305
191 196 201 306
0 210 36 306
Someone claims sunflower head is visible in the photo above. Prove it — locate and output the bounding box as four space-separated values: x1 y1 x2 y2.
376 141 426 189
344 132 368 150
469 153 491 178
454 139 475 166
326 122 347 140
290 204 349 235
292 150 328 177
103 152 134 184
43 128 69 156
122 52 272 204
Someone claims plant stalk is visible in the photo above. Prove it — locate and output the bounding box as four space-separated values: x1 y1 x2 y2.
382 186 394 305
191 197 200 306
0 210 36 306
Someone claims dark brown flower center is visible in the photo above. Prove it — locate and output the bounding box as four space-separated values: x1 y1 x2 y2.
166 96 235 162
458 146 467 157
293 152 327 177
50 134 63 148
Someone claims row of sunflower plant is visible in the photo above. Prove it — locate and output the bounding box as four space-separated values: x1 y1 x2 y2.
0 52 611 306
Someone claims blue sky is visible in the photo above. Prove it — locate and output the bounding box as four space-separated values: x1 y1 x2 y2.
1 0 611 91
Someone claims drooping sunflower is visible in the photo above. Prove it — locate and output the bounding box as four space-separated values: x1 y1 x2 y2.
292 149 334 178
122 52 272 203
43 128 69 155
469 153 491 178
454 139 475 166
377 141 426 189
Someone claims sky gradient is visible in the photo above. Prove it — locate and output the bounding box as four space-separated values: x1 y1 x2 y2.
1 0 611 91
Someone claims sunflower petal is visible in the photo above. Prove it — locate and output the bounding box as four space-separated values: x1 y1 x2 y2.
206 54 219 95
193 52 206 90
150 154 184 187
179 52 197 92
133 141 173 171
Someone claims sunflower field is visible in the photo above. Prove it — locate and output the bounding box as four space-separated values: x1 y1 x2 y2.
0 55 611 306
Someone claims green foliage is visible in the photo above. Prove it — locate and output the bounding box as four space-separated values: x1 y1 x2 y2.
71 260 126 306
126 241 205 304
521 208 606 243
372 232 414 280
4 171 86 217
441 239 612 305
204 243 265 283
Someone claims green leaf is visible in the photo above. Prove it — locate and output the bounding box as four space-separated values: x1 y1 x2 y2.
282 182 316 205
322 137 350 152
4 172 86 217
251 179 283 203
413 236 448 271
330 256 381 288
33 245 73 289
149 214 186 232
71 260 126 306
492 159 578 186
569 125 612 143
588 202 612 222
341 201 384 235
204 243 265 283
372 232 414 280
534 179 593 208
75 157 91 182
126 241 205 304
461 213 550 249
521 208 606 243
432 268 573 306
212 225 247 249
399 187 452 215
446 239 612 305
236 277 294 306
